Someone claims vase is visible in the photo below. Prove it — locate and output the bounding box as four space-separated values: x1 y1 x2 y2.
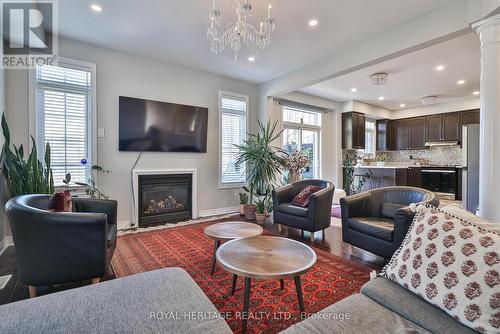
289 170 300 183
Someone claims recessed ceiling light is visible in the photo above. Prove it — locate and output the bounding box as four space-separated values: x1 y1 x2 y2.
350 88 357 93
435 65 445 71
248 56 255 62
473 91 480 96
400 103 406 108
378 96 385 101
457 80 466 85
308 19 318 27
90 3 102 12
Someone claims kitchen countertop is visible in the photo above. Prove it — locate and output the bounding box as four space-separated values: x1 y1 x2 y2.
348 164 462 169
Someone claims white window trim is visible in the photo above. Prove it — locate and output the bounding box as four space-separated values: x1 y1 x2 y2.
29 57 97 186
218 90 249 189
281 105 323 179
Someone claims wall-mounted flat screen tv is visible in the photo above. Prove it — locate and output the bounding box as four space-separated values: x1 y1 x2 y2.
119 96 208 153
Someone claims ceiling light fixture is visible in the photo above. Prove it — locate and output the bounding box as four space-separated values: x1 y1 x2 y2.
350 88 357 93
400 103 406 108
308 19 318 27
421 96 437 105
207 1 275 61
369 73 388 86
435 65 445 71
90 3 102 12
248 56 255 62
457 80 466 85
378 96 385 101
473 91 480 96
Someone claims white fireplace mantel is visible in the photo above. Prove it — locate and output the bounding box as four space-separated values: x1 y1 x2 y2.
132 168 198 227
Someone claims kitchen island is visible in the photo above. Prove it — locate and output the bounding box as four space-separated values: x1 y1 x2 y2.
344 164 422 193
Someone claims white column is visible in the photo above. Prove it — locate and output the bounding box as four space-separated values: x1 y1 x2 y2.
473 14 500 221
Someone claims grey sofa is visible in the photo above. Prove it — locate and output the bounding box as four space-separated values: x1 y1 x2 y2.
340 186 438 259
0 268 232 334
272 179 334 239
283 277 475 334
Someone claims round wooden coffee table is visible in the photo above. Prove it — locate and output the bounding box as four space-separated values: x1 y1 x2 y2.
204 221 263 275
216 236 317 334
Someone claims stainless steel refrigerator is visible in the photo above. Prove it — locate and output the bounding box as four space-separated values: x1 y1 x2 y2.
462 124 480 213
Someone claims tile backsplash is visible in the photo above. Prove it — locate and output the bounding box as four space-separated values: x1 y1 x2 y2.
342 146 463 166
381 146 463 166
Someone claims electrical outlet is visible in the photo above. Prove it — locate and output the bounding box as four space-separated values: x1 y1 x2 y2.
98 128 105 138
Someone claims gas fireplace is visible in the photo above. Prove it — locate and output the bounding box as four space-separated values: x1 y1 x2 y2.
138 173 192 227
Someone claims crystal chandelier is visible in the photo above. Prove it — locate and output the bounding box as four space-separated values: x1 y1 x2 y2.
207 0 276 61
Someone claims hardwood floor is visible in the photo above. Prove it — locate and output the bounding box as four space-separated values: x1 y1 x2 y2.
0 215 384 305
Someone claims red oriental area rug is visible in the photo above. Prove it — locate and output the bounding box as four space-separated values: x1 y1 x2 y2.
111 221 371 333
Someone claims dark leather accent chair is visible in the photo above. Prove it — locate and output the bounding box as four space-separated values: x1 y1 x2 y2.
272 179 334 240
340 186 439 260
5 194 117 297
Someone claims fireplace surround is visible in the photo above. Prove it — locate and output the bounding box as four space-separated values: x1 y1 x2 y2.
133 169 198 227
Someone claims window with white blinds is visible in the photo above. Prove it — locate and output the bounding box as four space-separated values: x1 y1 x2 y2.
35 62 93 185
364 119 376 155
219 92 248 186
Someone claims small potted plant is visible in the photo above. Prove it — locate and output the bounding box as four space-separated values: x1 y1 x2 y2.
255 198 266 224
241 186 257 220
238 191 248 216
376 153 387 166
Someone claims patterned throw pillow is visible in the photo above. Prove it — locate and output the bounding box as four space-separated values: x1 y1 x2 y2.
382 204 500 333
48 191 72 212
291 185 323 207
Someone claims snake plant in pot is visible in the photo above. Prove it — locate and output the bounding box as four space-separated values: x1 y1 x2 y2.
235 120 287 221
0 114 55 197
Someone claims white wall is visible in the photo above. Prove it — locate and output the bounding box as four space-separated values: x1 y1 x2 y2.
5 37 259 226
389 97 480 119
341 100 392 119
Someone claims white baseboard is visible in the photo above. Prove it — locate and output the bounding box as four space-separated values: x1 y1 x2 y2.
0 236 14 256
198 206 239 218
117 220 132 231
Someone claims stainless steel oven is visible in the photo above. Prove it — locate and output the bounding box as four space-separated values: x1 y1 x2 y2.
421 167 457 196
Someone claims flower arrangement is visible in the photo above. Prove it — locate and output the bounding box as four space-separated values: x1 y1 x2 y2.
283 150 310 183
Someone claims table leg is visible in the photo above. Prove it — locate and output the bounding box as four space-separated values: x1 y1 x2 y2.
210 240 221 275
242 277 251 334
231 274 238 295
280 279 284 290
294 276 305 313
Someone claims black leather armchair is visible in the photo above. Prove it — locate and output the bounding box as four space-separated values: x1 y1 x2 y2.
5 195 117 297
340 186 438 259
272 179 334 240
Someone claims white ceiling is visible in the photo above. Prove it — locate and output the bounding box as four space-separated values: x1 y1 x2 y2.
300 33 481 110
57 0 455 83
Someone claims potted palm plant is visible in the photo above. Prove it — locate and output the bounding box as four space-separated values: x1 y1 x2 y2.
235 120 287 221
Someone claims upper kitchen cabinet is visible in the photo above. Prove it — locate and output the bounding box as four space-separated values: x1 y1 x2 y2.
395 119 410 150
460 109 480 125
376 119 396 151
426 112 461 143
409 117 427 149
342 112 366 149
427 114 443 142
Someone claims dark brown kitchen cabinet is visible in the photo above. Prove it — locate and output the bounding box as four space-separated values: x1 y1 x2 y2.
395 119 410 150
427 115 443 142
342 112 365 149
408 167 422 187
443 112 461 141
460 109 480 125
376 120 396 151
409 117 427 149
426 112 460 142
